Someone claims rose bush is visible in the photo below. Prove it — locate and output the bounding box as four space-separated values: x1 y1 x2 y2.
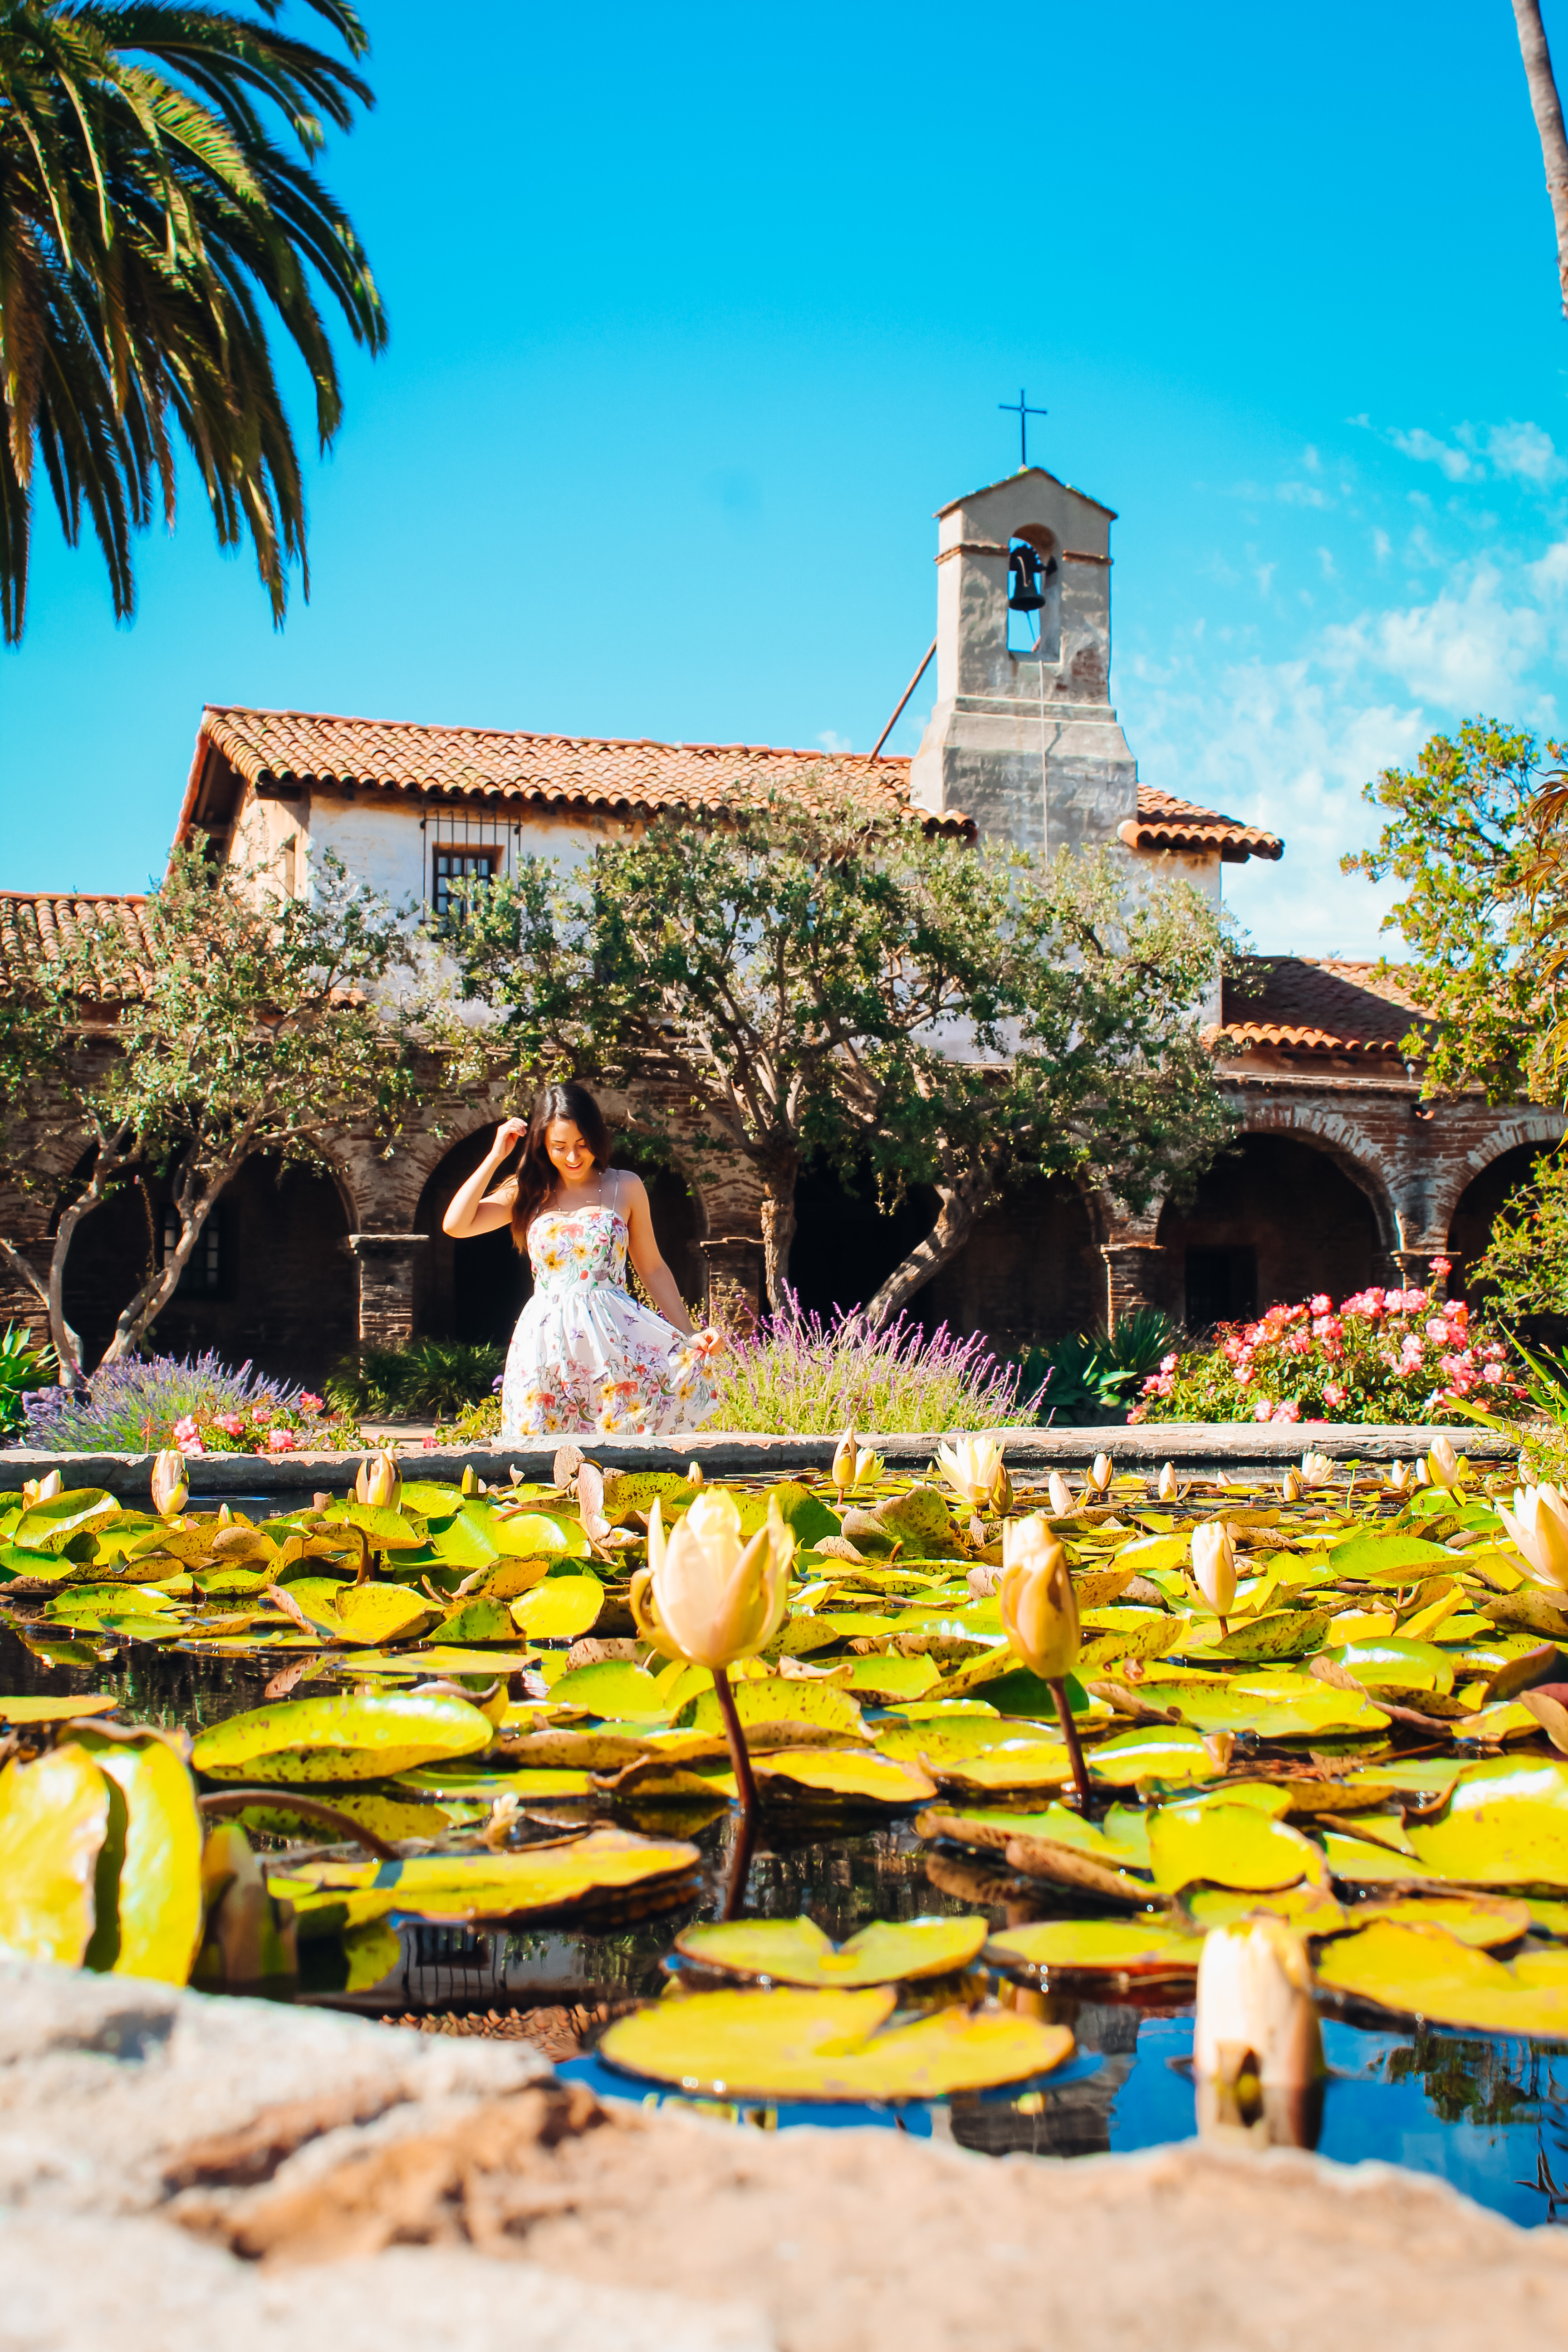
1129 1261 1524 1426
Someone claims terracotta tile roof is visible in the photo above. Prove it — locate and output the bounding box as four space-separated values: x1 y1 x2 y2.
185 706 975 836
0 892 155 997
1213 956 1427 1058
1120 787 1284 864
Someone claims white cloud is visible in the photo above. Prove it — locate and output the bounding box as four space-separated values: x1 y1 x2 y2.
1481 420 1565 485
1387 426 1476 481
817 729 852 754
1374 416 1566 490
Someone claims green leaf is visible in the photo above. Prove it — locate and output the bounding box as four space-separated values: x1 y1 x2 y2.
323 1502 429 1551
1084 1725 1225 1787
333 1586 442 1645
484 1506 589 1560
76 1733 203 1984
676 1913 987 1987
1404 1756 1568 1888
190 1691 494 1784
986 1917 1205 1976
730 1749 934 1804
12 1490 120 1555
685 1675 864 1742
0 1744 109 1964
1327 1532 1459 1580
1314 1917 1568 2034
835 1652 941 1702
430 1598 516 1645
733 1482 841 1551
1148 1798 1328 1893
1323 1637 1455 1694
1354 1891 1534 1949
599 1984 1074 2101
509 1572 604 1640
548 1660 668 1716
276 1825 700 1925
1197 1610 1338 1662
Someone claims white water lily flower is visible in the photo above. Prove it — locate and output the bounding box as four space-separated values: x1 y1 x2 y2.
1498 1483 1568 1596
1157 1462 1179 1502
151 1448 188 1519
1385 1460 1413 1494
1194 1918 1323 2091
1425 1436 1463 1494
935 1435 1006 1509
1087 1453 1114 1496
21 1469 63 1508
998 1514 1080 1681
1046 1471 1074 1518
1190 1520 1238 1619
631 1488 794 1669
355 1449 401 1510
1280 1468 1303 1504
830 1428 883 1499
1299 1450 1333 1488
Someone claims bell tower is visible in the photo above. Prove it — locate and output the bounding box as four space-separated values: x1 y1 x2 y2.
907 466 1138 856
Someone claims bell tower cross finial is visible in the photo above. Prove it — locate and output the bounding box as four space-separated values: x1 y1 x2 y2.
997 387 1048 468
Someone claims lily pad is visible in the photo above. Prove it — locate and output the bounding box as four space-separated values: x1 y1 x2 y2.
709 1749 936 1805
836 1653 942 1702
599 1984 1074 2102
985 1918 1206 1976
1184 1882 1348 1932
77 1732 203 1983
1148 1798 1328 1893
0 1695 119 1725
549 1660 669 1716
1086 1725 1225 1787
190 1690 495 1783
486 1508 589 1560
510 1573 604 1641
676 1914 988 1986
0 1743 108 1965
333 1585 442 1645
1404 1756 1568 1889
1314 1916 1568 2034
1353 1891 1534 1949
277 1825 700 1924
685 1676 865 1743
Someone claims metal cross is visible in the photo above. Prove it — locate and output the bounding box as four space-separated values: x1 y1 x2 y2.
999 387 1048 467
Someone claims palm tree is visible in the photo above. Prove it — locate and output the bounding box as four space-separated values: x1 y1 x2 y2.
0 1 386 643
1512 0 1568 319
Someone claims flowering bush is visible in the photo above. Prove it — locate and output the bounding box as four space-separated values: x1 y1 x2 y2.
708 1300 1039 1435
20 1351 359 1455
1129 1263 1525 1426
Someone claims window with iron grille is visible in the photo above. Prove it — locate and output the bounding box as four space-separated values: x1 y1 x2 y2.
432 847 499 925
163 1205 224 1298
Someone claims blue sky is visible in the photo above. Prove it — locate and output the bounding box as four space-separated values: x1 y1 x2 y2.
6 0 1568 957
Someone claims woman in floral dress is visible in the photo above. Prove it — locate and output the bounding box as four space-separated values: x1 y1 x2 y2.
442 1081 720 1439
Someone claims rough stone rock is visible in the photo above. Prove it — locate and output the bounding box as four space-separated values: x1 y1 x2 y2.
5 1961 1568 2352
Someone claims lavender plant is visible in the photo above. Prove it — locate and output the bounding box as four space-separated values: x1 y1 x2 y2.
20 1350 354 1455
706 1299 1039 1435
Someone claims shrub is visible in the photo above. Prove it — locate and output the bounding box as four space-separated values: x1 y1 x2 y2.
1018 1308 1180 1425
327 1340 505 1422
1129 1267 1525 1426
706 1300 1038 1435
0 1324 58 1442
20 1350 360 1455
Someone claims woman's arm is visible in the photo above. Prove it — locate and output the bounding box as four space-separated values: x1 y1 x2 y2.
442 1120 528 1239
620 1172 696 1335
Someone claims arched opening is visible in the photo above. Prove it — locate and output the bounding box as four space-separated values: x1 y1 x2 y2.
1006 527 1061 663
1447 1142 1551 1306
789 1162 1098 1353
1156 1133 1385 1330
413 1133 706 1348
60 1154 356 1385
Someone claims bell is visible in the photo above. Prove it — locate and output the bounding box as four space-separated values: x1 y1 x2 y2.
1008 544 1045 612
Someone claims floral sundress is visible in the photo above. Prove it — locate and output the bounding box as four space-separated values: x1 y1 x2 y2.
498 1199 715 1439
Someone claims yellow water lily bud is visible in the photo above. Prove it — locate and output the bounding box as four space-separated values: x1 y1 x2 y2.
461 1464 478 1497
1088 1452 1114 1496
935 1435 1006 1509
1157 1462 1178 1502
630 1489 794 1671
217 1502 233 1526
1385 1460 1413 1494
687 1460 706 1488
1425 1436 1463 1494
1046 1471 1074 1518
830 1427 858 1498
1415 1456 1431 1486
1191 1519 1238 1619
998 1515 1080 1681
1194 1918 1323 2094
355 1449 402 1510
1498 1483 1568 1596
21 1469 63 1508
991 1461 1014 1516
1280 1467 1303 1504
151 1448 188 1519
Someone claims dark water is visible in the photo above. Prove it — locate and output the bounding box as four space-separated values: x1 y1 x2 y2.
9 1621 1568 2232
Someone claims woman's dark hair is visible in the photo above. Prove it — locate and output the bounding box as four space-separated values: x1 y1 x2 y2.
507 1080 613 1249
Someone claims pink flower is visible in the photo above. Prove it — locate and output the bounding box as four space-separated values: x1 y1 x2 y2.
251 1404 270 1423
172 1416 199 1446
214 1413 243 1437
1253 1399 1274 1422
1430 1256 1452 1280
1481 1363 1503 1383
1160 1352 1178 1374
1271 1400 1302 1424
1323 1381 1347 1407
299 1392 324 1414
184 1435 206 1457
266 1428 296 1453
1426 1318 1450 1343
1310 1293 1331 1316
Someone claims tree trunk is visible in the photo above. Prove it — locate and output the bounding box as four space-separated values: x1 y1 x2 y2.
47 1191 109 1382
758 1151 800 1311
1514 0 1568 314
862 1167 998 1328
101 1172 225 1363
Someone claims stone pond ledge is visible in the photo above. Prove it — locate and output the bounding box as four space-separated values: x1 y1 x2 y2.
1 1963 1565 2352
0 1421 1513 1504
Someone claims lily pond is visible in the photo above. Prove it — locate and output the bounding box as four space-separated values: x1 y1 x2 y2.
5 1446 1568 2230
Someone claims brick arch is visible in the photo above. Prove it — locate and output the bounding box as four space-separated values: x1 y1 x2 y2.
1426 1106 1566 1240
1234 1098 1401 1258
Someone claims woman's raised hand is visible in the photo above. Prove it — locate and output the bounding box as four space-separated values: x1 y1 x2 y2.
491 1117 528 1160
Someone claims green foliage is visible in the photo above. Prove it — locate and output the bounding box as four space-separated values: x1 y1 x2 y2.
451 805 1233 1319
1020 1308 1179 1424
0 1323 57 1440
0 843 444 1377
1343 718 1565 1104
327 1341 505 1422
0 0 385 642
